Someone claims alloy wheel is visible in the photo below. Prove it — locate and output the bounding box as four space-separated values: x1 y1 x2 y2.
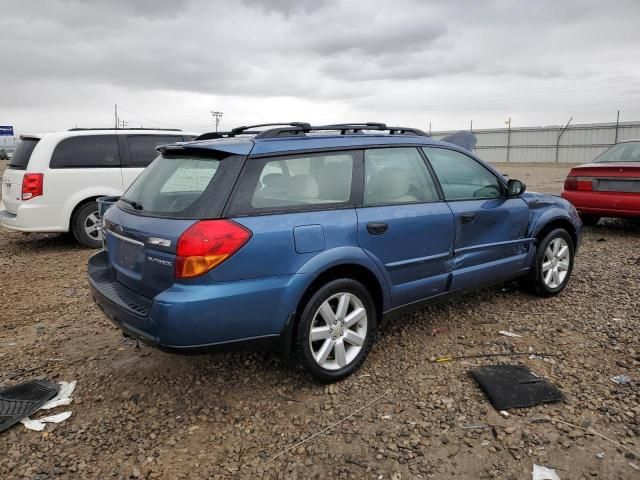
542 237 570 288
308 292 368 371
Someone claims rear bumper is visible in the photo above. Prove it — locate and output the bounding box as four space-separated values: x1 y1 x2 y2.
88 251 300 356
0 200 68 232
561 190 640 218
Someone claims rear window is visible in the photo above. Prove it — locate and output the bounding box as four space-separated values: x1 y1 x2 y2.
50 135 120 168
9 138 39 169
119 154 223 218
594 142 640 163
126 135 185 167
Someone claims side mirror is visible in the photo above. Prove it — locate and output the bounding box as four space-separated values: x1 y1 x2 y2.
507 179 526 196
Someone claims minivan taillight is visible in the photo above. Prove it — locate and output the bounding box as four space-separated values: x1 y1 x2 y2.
175 220 252 279
21 173 44 200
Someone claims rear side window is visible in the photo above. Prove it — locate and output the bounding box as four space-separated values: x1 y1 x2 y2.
364 147 439 205
422 147 502 200
119 154 222 217
50 135 120 168
230 151 355 214
9 138 40 170
126 135 184 167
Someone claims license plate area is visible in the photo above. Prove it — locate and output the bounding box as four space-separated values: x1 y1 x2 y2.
596 179 640 193
108 231 145 274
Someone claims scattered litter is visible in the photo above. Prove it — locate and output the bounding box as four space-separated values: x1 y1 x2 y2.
381 415 392 420
530 417 640 459
21 411 72 431
0 380 59 433
499 410 510 418
431 327 450 336
41 381 76 409
432 352 556 363
462 423 490 430
595 452 605 459
532 463 561 480
630 462 640 471
267 389 390 462
610 374 631 385
471 365 563 410
499 330 522 338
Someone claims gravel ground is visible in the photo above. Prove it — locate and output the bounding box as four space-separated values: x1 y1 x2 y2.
0 161 638 479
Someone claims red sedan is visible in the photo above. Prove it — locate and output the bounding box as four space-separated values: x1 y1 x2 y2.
562 140 640 225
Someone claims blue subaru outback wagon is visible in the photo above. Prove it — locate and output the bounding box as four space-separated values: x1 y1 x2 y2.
88 122 583 382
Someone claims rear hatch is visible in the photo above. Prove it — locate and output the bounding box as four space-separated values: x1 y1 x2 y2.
1 137 40 213
101 146 246 299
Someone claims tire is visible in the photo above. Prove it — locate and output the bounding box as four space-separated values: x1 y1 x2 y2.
580 214 600 227
523 228 575 297
71 201 102 248
294 278 377 383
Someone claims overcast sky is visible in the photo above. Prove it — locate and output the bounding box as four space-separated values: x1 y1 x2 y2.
1 0 640 135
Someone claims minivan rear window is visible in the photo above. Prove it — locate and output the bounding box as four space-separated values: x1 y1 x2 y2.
119 154 223 218
9 138 39 170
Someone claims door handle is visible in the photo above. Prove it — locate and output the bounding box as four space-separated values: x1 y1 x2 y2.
366 222 389 235
460 212 476 224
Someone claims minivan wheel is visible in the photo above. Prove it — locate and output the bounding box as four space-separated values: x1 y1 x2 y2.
524 228 574 297
294 279 376 383
71 201 102 248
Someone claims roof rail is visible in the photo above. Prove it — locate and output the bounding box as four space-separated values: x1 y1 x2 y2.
68 127 182 131
193 122 429 141
254 123 429 139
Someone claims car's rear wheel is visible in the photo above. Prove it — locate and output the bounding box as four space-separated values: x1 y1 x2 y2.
580 214 600 226
524 228 575 297
71 201 102 249
294 278 376 383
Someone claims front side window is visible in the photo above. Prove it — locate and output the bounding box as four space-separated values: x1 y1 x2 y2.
50 135 120 168
243 152 354 211
364 147 439 205
126 135 184 167
422 147 502 200
594 141 640 163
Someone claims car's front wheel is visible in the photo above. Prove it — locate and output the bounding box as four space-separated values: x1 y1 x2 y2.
294 279 376 382
524 228 575 297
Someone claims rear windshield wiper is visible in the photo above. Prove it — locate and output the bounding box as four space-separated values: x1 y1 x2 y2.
120 198 144 210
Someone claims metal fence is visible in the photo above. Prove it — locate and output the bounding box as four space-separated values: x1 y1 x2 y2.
432 120 640 163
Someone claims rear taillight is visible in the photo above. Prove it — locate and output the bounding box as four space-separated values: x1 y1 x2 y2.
564 176 577 191
576 177 593 191
175 220 252 279
21 173 44 200
564 176 593 191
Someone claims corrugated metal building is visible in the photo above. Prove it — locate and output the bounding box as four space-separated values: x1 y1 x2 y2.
433 121 640 163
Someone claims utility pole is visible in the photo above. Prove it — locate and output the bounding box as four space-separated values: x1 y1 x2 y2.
614 109 620 144
210 111 223 132
470 120 473 132
505 117 512 163
114 104 118 129
555 116 573 163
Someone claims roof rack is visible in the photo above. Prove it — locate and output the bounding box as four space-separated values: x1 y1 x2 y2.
68 127 182 131
193 122 429 141
254 123 429 139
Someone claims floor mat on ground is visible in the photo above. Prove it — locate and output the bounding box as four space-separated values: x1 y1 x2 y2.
0 379 60 433
470 364 563 410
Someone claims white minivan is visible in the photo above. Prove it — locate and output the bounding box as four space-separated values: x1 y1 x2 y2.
0 129 196 247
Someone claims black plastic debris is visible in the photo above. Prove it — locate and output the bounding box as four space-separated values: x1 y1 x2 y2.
471 365 563 410
0 380 60 433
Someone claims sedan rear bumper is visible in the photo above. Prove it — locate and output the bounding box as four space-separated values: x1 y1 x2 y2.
561 190 640 218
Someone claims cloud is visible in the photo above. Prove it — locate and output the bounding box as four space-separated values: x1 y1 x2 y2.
1 0 640 133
